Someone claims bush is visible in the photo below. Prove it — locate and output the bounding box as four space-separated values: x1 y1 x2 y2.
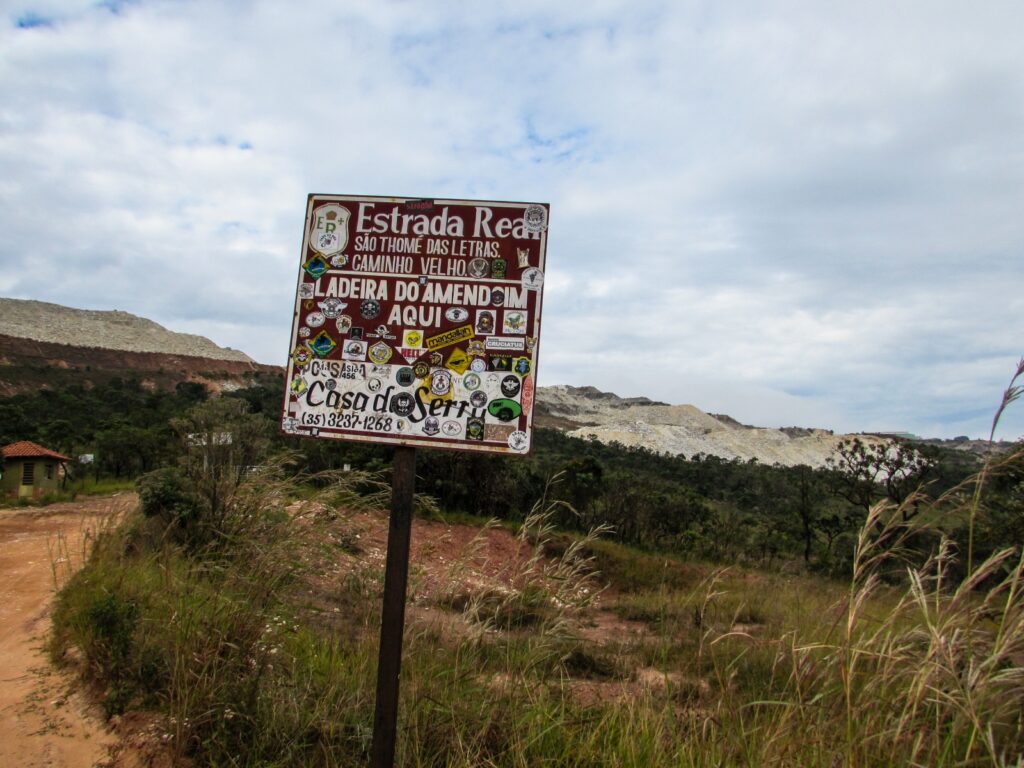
137 467 202 529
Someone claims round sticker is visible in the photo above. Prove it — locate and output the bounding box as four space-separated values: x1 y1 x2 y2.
441 420 462 437
391 393 415 417
521 267 544 290
523 205 547 233
500 375 521 397
445 306 469 323
470 390 488 408
508 430 529 451
360 299 381 319
306 311 325 328
470 358 487 373
463 373 481 390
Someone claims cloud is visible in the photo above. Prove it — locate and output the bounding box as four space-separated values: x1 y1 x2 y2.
1 0 1022 439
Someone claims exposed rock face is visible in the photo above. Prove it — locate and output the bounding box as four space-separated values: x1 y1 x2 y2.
536 384 865 468
0 298 253 362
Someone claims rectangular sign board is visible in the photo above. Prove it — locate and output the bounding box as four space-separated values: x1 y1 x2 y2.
281 194 548 455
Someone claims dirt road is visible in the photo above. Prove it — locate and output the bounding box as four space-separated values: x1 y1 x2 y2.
0 495 134 768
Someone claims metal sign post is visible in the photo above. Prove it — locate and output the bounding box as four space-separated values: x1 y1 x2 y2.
280 194 550 767
370 446 416 768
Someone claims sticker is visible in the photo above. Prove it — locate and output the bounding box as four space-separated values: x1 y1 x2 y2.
319 298 347 318
371 364 390 378
441 420 462 437
342 340 367 361
490 356 512 372
303 255 329 280
290 376 308 395
513 357 531 376
484 424 515 443
403 329 424 349
445 306 470 323
422 417 441 436
369 324 395 339
310 203 351 256
336 315 353 334
350 327 364 340
466 417 485 441
396 419 409 432
490 288 505 307
521 267 544 290
485 336 525 352
368 342 393 365
340 362 365 380
396 367 414 387
469 390 488 408
413 361 430 379
523 204 547 233
486 373 500 387
306 311 326 328
298 283 315 300
500 375 521 398
445 347 470 374
325 379 337 390
516 248 530 268
367 378 383 393
360 299 381 319
304 299 314 310
282 416 300 434
463 372 481 390
525 336 537 353
508 430 529 451
429 351 444 368
430 369 453 396
490 258 507 279
521 376 535 413
418 275 429 285
308 331 337 358
488 399 523 422
467 339 486 357
503 311 527 335
470 357 487 373
330 253 349 268
426 324 474 351
468 258 489 278
391 392 415 417
298 327 311 338
475 310 496 335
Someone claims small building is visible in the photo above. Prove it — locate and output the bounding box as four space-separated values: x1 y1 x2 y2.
1 441 70 499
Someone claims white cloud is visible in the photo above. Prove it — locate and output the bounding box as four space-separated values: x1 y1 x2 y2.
1 0 1022 439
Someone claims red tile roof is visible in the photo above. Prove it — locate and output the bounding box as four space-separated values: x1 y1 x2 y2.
1 441 70 461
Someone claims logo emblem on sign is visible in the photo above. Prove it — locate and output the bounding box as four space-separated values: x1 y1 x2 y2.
368 342 393 365
310 203 351 257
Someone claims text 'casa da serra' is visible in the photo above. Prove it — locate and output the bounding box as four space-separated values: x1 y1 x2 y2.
281 195 549 455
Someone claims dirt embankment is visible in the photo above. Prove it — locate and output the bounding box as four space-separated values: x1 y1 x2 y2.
0 333 283 395
0 495 133 768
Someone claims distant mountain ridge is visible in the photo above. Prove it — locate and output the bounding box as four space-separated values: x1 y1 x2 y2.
0 298 253 362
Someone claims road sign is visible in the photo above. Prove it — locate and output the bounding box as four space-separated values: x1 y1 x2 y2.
281 194 548 455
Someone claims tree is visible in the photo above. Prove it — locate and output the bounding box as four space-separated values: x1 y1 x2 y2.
825 437 935 521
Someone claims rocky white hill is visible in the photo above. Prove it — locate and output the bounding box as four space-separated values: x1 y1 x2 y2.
0 298 253 363
535 385 874 468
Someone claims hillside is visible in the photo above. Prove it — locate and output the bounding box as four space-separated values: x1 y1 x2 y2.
0 298 253 362
534 384 864 467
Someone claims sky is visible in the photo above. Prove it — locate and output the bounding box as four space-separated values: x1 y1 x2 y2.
1 1 1022 440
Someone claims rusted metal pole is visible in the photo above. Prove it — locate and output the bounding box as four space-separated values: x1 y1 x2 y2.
370 446 416 768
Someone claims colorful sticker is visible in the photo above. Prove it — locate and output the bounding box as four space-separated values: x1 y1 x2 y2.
336 315 353 334
341 340 367 361
521 267 544 290
466 417 485 440
523 205 547 233
430 369 453 396
503 311 527 335
310 203 351 256
490 258 507 279
303 255 329 280
484 424 515 443
368 342 393 365
305 333 334 359
487 399 522 422
426 324 474 351
513 357 531 376
475 310 496 335
463 372 481 390
319 298 346 318
500 375 521 398
470 357 487 373
468 258 489 278
403 329 424 348
445 347 470 374
290 376 309 395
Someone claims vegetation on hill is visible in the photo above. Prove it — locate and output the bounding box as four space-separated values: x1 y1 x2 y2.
47 388 1024 766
